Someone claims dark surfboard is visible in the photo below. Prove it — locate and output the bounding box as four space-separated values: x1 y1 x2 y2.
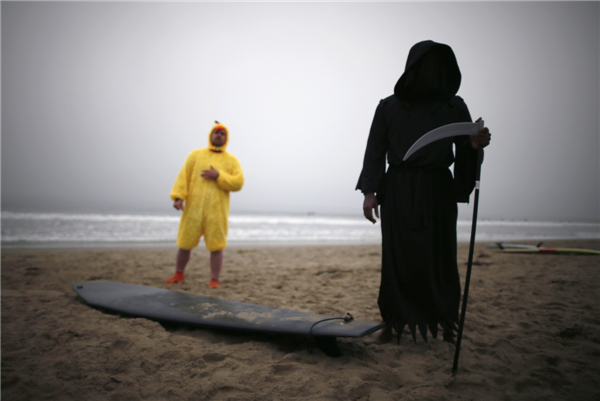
72 281 384 339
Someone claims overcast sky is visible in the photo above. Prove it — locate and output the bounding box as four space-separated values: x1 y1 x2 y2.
2 1 599 222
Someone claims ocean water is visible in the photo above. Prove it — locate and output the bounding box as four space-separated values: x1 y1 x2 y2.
1 211 599 248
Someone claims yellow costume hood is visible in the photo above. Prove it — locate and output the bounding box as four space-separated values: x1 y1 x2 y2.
209 121 229 153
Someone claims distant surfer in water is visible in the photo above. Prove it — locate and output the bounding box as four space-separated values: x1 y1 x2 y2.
168 121 244 288
356 40 491 343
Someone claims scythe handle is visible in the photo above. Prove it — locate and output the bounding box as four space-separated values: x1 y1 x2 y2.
452 144 483 376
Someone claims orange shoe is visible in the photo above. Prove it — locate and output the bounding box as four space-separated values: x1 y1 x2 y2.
166 272 185 284
207 279 220 289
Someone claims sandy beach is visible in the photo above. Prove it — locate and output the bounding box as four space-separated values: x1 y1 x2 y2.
2 239 599 400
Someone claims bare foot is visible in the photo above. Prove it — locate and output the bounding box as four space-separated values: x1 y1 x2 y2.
443 330 456 345
371 326 393 344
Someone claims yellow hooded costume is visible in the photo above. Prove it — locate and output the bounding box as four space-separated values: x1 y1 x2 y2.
170 123 244 251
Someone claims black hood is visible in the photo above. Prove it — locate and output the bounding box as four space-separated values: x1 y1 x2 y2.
394 40 461 102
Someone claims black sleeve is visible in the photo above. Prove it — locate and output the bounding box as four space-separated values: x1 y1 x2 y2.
452 97 482 203
356 101 389 195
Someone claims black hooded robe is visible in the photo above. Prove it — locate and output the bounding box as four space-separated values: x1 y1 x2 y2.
356 41 480 342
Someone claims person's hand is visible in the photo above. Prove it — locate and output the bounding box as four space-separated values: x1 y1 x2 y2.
363 193 379 224
173 199 184 211
470 117 491 149
201 165 220 180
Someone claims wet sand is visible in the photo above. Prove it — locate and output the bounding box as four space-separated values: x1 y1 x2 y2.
2 239 599 400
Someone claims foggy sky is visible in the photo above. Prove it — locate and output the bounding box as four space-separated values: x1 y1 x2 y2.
2 1 599 222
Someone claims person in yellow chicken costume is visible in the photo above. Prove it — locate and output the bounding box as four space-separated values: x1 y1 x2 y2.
167 121 244 288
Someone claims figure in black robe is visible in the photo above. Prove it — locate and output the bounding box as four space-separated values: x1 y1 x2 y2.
356 40 489 343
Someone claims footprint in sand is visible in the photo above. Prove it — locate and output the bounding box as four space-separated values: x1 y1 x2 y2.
203 352 227 363
270 363 298 376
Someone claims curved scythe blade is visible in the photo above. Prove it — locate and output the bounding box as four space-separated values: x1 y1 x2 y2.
403 121 483 161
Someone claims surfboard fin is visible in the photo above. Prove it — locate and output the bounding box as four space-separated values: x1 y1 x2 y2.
314 336 342 357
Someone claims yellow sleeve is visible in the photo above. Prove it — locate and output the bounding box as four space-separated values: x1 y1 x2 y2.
170 151 196 201
216 155 244 192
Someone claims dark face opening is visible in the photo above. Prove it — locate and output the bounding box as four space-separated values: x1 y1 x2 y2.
405 50 447 100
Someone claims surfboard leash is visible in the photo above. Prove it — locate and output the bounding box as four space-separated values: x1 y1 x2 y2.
307 313 354 353
309 313 354 338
